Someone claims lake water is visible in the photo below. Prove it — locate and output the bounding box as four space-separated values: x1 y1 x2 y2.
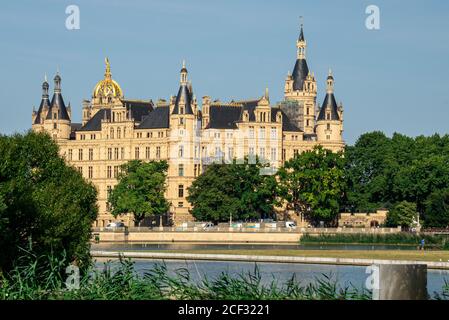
94 258 449 298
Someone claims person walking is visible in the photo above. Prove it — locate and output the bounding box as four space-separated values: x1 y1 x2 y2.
420 238 425 251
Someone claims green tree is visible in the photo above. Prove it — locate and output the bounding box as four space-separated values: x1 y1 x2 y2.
0 132 98 273
277 146 346 226
386 201 417 229
108 160 169 226
187 159 277 223
424 189 449 228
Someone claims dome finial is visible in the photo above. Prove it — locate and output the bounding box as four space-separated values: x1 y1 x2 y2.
105 57 112 79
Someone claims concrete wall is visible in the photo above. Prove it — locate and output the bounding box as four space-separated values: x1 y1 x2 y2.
95 231 301 243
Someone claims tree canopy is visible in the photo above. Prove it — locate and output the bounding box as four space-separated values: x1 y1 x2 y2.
424 189 449 228
187 159 277 223
345 132 449 222
277 146 346 226
108 160 170 226
385 201 418 229
0 132 98 273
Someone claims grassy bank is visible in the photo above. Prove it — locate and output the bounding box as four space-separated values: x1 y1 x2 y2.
300 233 449 249
163 249 449 263
0 253 370 300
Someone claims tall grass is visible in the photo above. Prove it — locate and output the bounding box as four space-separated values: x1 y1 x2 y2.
0 251 370 300
301 233 449 249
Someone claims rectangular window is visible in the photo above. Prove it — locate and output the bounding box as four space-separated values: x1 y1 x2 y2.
107 166 112 179
215 147 221 158
68 149 73 161
121 147 125 160
156 147 161 159
178 202 184 208
259 147 265 159
227 147 234 160
114 148 119 160
271 127 277 139
249 147 254 156
78 167 83 175
294 149 299 157
135 147 140 159
178 164 184 177
271 148 277 162
249 127 255 139
78 149 83 161
107 148 112 160
114 166 119 178
259 127 265 139
146 147 150 159
178 184 184 198
178 145 184 158
88 166 93 179
89 148 94 161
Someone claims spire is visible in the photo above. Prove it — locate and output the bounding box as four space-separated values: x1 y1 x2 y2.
299 17 305 41
264 87 269 100
318 71 340 121
296 18 306 59
327 68 334 94
54 71 61 93
180 60 188 84
105 57 112 79
42 74 49 99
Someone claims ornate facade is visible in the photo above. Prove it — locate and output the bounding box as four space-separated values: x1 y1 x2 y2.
31 25 344 226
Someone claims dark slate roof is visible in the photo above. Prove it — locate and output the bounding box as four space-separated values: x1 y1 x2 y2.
317 93 340 121
78 109 110 131
292 58 309 91
46 92 71 121
206 105 241 129
172 84 194 115
138 106 170 129
70 123 82 139
34 97 51 124
123 99 154 122
271 108 301 132
205 100 301 132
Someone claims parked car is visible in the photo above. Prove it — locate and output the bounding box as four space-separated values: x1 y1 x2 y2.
202 222 215 230
285 221 297 229
105 221 125 230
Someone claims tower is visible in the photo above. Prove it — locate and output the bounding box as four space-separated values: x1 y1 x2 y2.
316 69 344 146
282 22 317 134
32 75 51 130
168 61 200 224
32 73 71 140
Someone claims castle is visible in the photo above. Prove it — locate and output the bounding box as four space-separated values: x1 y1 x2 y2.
31 25 344 227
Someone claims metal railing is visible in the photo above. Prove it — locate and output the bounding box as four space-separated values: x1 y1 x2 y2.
92 226 402 234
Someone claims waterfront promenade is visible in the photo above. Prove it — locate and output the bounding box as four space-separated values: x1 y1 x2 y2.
91 250 449 270
92 227 402 243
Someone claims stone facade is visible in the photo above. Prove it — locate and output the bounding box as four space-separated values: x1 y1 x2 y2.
338 210 388 228
31 25 345 227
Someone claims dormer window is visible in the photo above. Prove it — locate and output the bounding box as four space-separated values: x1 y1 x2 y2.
180 107 184 114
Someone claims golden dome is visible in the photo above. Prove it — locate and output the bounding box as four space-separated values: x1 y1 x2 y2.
92 58 123 99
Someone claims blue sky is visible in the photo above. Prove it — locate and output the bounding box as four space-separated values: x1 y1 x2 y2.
0 0 448 144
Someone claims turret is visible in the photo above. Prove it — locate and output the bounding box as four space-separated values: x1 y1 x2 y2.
45 72 72 139
316 70 343 144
